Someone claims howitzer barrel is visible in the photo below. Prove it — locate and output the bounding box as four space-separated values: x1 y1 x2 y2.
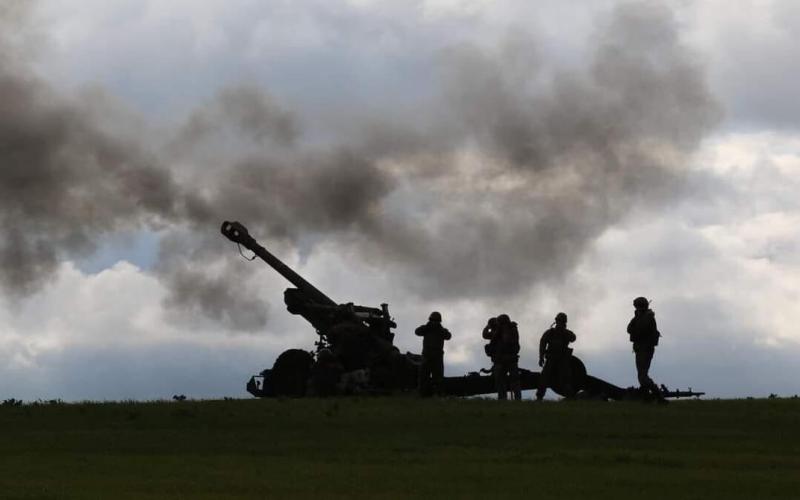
220 221 336 307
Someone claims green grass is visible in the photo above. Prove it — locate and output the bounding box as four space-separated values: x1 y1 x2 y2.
1 397 798 499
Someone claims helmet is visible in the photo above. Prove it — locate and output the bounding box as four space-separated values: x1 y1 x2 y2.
497 314 510 324
429 311 442 322
633 297 649 309
555 312 567 324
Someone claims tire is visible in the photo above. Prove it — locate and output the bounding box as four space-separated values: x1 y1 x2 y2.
270 349 314 397
550 355 588 397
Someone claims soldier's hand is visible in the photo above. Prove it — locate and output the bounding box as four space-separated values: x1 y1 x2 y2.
538 358 544 368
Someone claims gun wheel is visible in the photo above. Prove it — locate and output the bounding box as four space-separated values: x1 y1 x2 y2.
271 349 313 397
550 356 588 397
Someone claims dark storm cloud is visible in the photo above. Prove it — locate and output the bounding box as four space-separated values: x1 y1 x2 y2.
0 2 720 329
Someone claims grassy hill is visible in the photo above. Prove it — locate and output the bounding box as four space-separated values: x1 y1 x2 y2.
0 397 798 499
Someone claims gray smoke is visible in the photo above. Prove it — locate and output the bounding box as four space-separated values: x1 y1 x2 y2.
0 4 253 327
369 1 722 297
0 10 182 294
0 2 720 330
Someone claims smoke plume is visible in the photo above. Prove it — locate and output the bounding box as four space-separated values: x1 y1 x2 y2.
0 2 720 330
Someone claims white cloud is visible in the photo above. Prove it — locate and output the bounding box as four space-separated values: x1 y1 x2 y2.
0 259 292 399
681 0 800 129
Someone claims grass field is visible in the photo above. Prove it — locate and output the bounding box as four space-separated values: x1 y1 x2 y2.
0 397 798 499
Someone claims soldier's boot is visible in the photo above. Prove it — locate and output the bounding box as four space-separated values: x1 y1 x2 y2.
646 380 667 403
652 384 668 404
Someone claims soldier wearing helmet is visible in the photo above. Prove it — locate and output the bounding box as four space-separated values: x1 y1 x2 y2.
415 311 452 396
627 297 666 403
482 314 522 400
536 312 577 401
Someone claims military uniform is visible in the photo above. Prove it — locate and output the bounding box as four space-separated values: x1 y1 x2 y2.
536 320 576 400
627 299 664 401
483 316 521 400
415 316 451 396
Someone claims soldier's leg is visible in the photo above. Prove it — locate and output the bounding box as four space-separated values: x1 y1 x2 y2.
509 361 521 400
417 358 425 396
635 348 659 395
418 357 432 397
494 362 508 400
560 357 574 397
643 348 665 400
536 359 553 400
432 355 444 395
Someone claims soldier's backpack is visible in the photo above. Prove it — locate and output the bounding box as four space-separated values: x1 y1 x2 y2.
628 312 661 346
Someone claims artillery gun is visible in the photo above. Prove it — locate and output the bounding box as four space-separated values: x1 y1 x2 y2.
221 221 703 401
221 221 417 397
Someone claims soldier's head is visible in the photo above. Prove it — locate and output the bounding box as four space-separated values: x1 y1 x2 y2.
555 312 567 326
429 311 442 323
497 314 511 325
633 296 649 310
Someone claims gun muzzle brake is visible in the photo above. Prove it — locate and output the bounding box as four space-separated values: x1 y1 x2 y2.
221 220 251 245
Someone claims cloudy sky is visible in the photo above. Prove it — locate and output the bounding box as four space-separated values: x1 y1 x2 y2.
1 0 799 400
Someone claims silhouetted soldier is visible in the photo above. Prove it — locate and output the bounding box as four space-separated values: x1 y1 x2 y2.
536 312 576 401
627 297 666 403
415 311 451 396
483 314 521 400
